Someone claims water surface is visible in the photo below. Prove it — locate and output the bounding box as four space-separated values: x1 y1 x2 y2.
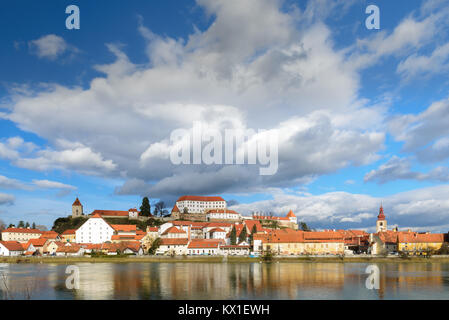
1 262 448 300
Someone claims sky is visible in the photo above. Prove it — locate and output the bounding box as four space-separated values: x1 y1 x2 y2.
1 0 449 231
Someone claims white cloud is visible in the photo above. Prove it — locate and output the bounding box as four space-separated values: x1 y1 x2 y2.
364 156 449 184
397 42 449 80
0 193 15 206
0 175 28 190
230 185 449 232
32 179 77 190
28 34 73 60
389 96 449 163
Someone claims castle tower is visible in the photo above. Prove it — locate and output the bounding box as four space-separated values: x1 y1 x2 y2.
72 197 83 218
376 204 387 233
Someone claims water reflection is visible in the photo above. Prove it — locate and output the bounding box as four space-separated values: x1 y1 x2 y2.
1 262 449 300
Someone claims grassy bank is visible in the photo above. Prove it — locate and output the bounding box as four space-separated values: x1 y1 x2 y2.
2 255 449 264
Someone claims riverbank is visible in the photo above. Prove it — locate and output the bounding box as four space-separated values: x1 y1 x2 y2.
2 255 449 264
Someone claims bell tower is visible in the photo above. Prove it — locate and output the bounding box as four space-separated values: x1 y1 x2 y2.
376 204 387 233
72 197 83 218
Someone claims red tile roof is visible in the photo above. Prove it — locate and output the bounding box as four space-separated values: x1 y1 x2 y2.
160 238 189 246
57 244 82 253
91 210 129 217
378 205 386 220
244 220 263 233
26 238 48 248
177 195 225 202
171 204 180 213
111 224 137 232
209 227 226 233
286 210 296 218
0 241 25 251
73 198 82 206
2 227 42 234
187 239 223 249
161 226 186 235
61 229 76 235
398 232 445 243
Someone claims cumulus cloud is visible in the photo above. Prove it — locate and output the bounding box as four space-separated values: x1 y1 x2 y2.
364 156 449 184
28 34 78 60
2 0 389 199
389 97 449 163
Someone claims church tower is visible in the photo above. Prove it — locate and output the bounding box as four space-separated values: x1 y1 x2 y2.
376 204 387 233
72 197 83 218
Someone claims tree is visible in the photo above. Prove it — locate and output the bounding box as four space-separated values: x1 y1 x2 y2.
18 221 25 228
32 222 36 229
248 224 257 244
140 197 151 217
0 219 5 231
300 222 311 231
148 238 162 255
154 201 167 217
230 226 237 245
238 226 247 244
25 222 30 228
8 224 15 228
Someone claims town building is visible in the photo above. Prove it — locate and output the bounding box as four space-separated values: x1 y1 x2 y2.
0 241 25 256
397 232 445 255
252 210 298 230
157 238 189 255
75 214 115 244
170 195 226 221
61 229 76 242
206 209 241 222
1 227 42 243
187 239 223 255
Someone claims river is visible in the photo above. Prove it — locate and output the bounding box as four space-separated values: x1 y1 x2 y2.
1 262 449 300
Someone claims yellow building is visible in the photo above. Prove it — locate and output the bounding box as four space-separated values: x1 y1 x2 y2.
60 229 76 243
398 232 445 255
255 230 344 256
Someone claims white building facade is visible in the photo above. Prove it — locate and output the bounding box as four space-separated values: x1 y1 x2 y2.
175 196 226 214
75 215 115 244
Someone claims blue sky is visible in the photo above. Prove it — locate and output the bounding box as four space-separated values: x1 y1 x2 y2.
1 0 449 231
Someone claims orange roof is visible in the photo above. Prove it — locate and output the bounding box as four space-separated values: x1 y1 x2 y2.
244 220 263 233
209 227 226 233
111 224 137 232
286 210 296 218
111 235 139 241
73 198 82 206
398 232 445 243
173 221 208 227
171 204 180 213
303 231 344 242
128 208 138 212
57 245 82 253
376 230 399 243
177 195 225 202
0 241 25 251
26 238 47 247
40 231 59 239
161 226 186 235
206 222 232 228
160 238 189 245
61 229 76 235
147 227 158 232
2 227 42 234
91 210 129 217
187 239 223 249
